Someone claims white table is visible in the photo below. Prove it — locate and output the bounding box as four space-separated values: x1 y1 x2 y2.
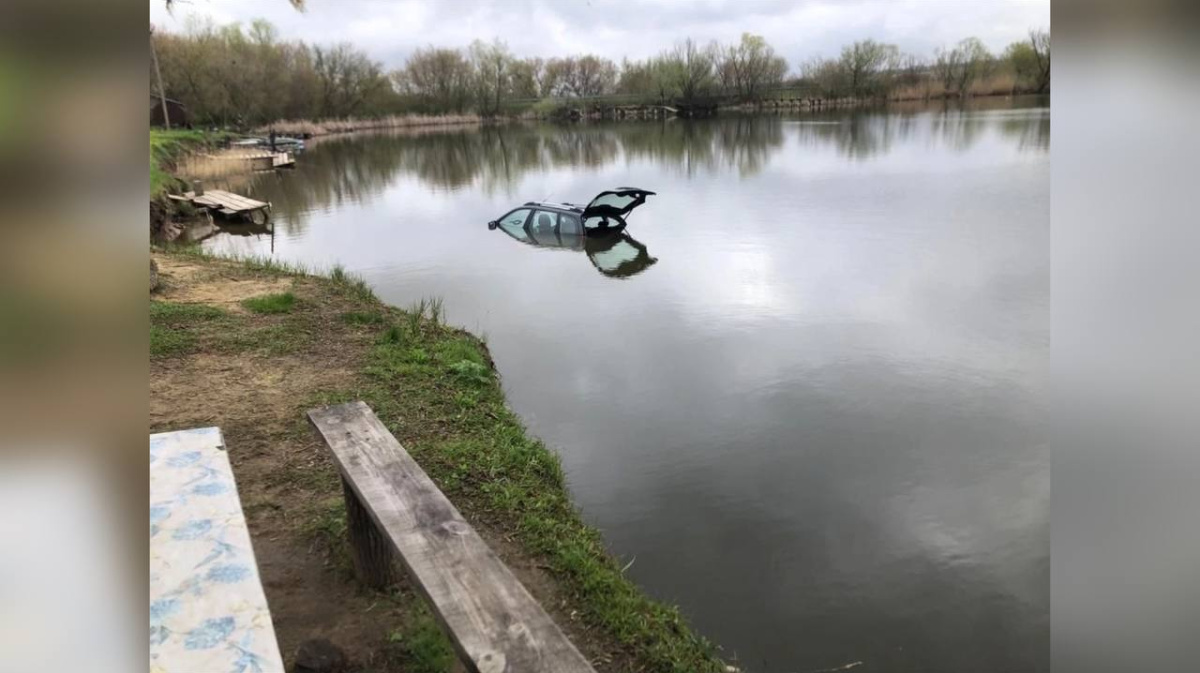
150 427 284 673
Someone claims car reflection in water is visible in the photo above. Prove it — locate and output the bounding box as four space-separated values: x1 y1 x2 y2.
487 187 658 278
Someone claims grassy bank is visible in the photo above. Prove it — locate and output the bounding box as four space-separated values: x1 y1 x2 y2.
150 249 728 673
150 129 235 199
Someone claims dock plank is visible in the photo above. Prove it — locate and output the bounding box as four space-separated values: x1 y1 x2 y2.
172 188 268 214
184 190 268 213
308 401 596 673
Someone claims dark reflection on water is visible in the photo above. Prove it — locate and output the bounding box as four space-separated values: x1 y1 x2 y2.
492 221 658 279
204 96 1049 673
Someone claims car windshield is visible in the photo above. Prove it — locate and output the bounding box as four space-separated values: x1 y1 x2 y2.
496 208 532 242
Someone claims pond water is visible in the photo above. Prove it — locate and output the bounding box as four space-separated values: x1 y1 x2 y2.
203 97 1049 673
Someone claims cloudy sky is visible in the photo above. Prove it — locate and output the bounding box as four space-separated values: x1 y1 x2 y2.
149 0 1049 69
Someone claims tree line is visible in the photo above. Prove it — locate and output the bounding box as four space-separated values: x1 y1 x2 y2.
151 18 1049 127
803 30 1050 100
152 19 399 127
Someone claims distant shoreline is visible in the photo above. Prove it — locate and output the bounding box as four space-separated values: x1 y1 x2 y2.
246 90 1050 137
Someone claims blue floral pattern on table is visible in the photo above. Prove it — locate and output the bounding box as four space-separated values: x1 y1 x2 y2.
150 427 284 673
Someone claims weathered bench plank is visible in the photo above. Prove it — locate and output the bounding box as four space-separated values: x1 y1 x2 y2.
308 401 596 673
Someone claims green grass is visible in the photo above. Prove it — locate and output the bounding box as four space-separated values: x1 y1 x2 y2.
150 300 225 322
330 264 377 302
150 129 211 198
150 324 194 357
389 605 456 673
216 322 312 356
242 292 297 314
341 310 385 326
150 300 226 358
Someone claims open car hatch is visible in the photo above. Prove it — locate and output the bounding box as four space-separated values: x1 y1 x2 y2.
581 187 656 222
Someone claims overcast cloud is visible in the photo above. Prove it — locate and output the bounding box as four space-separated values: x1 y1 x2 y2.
149 0 1049 70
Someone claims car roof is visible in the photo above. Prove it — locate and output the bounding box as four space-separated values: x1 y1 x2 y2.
523 201 584 213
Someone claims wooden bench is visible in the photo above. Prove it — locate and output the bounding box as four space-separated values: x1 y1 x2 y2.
308 401 596 673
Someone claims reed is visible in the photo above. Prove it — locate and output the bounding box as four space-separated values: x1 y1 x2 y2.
257 113 483 137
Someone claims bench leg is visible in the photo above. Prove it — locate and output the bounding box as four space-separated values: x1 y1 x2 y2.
342 477 397 589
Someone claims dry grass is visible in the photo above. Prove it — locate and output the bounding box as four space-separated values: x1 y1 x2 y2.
969 72 1018 97
258 113 482 137
891 73 1021 101
890 81 949 101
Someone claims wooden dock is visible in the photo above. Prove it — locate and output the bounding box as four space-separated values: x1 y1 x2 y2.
169 188 271 224
203 149 295 171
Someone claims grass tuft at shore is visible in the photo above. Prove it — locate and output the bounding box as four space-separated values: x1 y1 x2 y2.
242 292 297 314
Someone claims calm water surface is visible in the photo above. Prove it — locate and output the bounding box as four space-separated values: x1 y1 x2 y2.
204 98 1049 672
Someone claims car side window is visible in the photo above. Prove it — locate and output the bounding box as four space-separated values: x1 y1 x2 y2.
498 209 532 241
530 210 559 245
559 213 582 236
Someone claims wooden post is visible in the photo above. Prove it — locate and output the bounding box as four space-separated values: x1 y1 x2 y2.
192 180 204 196
342 477 396 589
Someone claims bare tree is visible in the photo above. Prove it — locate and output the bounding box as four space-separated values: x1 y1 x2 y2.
546 56 617 97
801 56 845 98
470 40 513 115
402 46 474 112
666 38 718 101
505 57 544 99
719 33 788 102
616 57 656 96
838 39 900 98
1029 28 1050 93
574 55 618 96
934 37 992 96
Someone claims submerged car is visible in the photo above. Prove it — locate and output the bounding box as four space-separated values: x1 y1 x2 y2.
487 187 658 278
488 187 655 234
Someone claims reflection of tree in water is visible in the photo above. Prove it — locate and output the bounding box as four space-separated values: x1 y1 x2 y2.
615 118 785 178
714 117 786 176
928 104 1008 154
928 96 1050 154
254 126 624 229
251 101 1045 226
997 114 1050 152
790 99 1048 159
